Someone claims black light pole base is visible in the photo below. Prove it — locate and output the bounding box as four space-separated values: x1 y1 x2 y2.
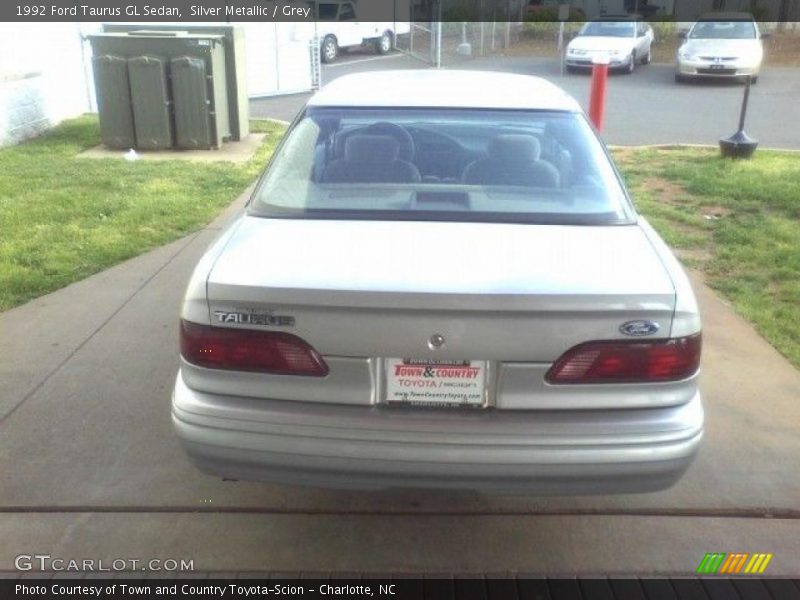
720 130 759 159
720 75 758 159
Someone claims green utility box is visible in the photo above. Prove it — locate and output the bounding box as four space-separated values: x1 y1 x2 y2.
103 24 249 142
89 31 231 150
91 54 135 149
128 55 173 149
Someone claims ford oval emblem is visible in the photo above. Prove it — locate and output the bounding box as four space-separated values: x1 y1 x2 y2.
619 320 660 337
428 333 445 350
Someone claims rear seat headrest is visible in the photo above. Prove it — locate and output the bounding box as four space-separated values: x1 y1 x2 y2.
487 134 542 162
344 135 401 163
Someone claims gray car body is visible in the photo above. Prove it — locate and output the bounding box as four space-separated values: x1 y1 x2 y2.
172 71 703 493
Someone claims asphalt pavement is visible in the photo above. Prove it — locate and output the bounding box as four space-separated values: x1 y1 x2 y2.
1 186 799 575
251 53 800 149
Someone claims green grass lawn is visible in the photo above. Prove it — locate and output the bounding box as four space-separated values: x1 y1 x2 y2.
0 116 285 311
614 147 800 369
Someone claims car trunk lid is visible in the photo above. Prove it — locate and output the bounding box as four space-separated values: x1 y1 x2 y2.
204 216 675 363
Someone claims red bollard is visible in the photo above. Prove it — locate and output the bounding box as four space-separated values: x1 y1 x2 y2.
588 56 609 131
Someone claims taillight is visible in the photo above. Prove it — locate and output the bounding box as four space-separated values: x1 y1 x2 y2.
180 320 329 376
546 334 701 384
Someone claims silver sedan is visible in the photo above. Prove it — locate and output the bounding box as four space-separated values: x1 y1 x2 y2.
676 16 766 83
172 70 703 493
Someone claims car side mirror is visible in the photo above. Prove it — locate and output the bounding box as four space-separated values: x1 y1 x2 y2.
677 31 687 39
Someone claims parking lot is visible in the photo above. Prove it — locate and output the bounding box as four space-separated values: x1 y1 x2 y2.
2 50 800 578
253 53 800 149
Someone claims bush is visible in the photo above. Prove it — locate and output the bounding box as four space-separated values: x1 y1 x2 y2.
523 7 585 39
524 6 586 22
750 4 773 21
523 20 559 38
442 6 481 21
649 20 677 43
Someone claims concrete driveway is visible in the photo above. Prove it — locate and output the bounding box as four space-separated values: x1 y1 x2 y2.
1 188 799 576
251 54 800 149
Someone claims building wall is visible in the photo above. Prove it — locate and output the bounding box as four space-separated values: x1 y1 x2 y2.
569 0 675 17
568 0 787 19
673 0 786 20
0 24 93 146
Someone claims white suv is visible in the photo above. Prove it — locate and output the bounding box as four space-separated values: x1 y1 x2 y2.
312 1 409 63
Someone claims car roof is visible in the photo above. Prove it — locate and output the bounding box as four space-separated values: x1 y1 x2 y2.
307 70 582 112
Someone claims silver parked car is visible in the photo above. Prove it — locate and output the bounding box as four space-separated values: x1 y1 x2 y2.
676 13 766 83
565 18 655 74
173 70 703 493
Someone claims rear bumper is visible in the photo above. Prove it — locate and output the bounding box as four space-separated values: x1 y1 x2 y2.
172 371 703 493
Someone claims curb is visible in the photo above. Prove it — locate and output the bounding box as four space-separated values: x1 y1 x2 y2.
609 143 800 153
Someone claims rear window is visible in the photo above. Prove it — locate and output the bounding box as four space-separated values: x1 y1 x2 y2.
249 107 634 225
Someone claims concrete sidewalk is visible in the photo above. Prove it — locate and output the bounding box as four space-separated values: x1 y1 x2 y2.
1 188 799 574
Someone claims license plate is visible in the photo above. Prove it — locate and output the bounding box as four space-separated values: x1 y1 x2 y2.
709 64 727 70
384 358 487 408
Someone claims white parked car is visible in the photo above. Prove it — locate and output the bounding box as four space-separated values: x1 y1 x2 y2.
676 14 766 83
565 18 654 74
311 0 409 63
173 70 703 493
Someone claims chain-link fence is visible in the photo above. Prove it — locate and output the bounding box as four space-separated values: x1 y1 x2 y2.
394 22 440 66
439 21 526 66
395 21 531 68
